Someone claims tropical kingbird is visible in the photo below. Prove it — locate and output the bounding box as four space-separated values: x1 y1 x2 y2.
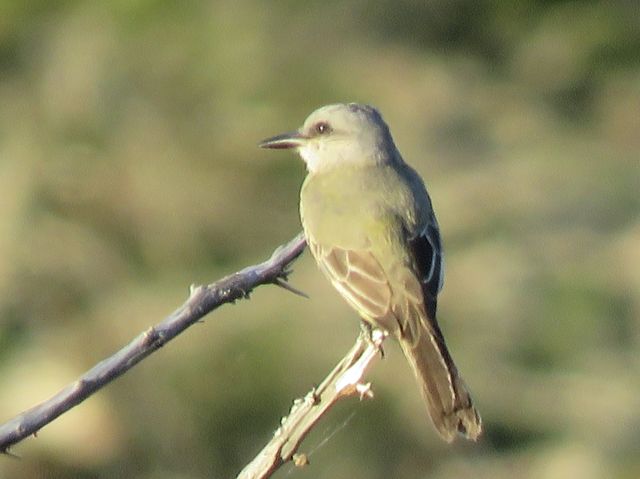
259 103 481 442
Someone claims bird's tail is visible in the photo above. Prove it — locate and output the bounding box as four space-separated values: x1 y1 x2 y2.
397 313 481 442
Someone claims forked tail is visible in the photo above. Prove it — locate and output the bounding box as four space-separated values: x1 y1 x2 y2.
397 315 481 442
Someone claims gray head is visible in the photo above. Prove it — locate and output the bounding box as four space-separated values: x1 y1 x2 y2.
259 103 398 173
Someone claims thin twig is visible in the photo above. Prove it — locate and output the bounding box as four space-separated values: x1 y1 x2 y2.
237 329 387 479
0 233 307 453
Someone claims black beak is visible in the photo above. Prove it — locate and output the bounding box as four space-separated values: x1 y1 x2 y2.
258 131 307 149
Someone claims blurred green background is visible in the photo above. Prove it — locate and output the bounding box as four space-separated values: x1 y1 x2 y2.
1 1 639 478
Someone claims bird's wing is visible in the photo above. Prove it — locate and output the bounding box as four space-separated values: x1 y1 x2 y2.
304 218 444 338
306 237 394 327
407 220 445 319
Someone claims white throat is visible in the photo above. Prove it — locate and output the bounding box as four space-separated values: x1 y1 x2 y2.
297 144 322 173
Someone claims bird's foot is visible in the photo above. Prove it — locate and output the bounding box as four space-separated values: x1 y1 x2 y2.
359 321 386 358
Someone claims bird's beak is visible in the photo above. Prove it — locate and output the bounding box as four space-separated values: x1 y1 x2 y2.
258 131 307 149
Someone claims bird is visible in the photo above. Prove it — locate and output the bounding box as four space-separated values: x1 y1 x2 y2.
259 103 481 442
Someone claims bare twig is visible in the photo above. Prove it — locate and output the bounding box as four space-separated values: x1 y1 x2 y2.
237 329 387 479
0 233 307 453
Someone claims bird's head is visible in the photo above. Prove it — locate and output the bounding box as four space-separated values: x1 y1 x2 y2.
259 103 397 173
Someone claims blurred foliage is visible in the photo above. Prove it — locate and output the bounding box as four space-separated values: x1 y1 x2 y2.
0 0 639 478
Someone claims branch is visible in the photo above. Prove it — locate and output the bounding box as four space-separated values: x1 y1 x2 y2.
237 328 387 479
0 233 307 453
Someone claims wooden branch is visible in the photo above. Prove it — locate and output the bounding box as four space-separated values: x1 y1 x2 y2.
0 233 307 453
237 328 387 479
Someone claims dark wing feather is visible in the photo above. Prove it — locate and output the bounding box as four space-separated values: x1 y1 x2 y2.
408 221 444 319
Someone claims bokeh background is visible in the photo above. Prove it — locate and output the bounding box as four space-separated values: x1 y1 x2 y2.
1 1 639 478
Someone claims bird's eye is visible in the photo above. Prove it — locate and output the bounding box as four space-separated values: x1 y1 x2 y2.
314 122 331 135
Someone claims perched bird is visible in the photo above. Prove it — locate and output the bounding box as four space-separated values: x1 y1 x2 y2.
259 103 481 442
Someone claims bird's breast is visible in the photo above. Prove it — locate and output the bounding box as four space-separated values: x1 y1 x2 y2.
299 165 413 254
